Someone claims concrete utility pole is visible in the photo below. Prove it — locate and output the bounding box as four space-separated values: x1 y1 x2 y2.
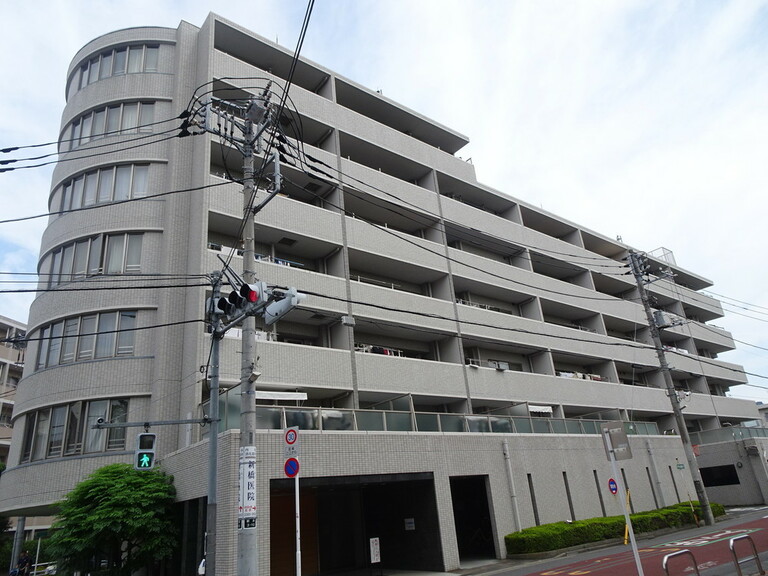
239 92 271 576
627 250 715 526
194 86 303 576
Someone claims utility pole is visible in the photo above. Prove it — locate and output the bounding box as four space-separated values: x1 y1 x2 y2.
190 86 304 576
627 250 715 525
207 273 223 576
238 92 268 576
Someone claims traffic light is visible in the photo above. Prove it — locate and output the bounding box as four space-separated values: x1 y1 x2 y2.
237 282 269 309
134 433 157 470
206 296 233 318
207 281 302 324
263 287 307 326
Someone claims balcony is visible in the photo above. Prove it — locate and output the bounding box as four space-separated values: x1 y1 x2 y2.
202 396 660 437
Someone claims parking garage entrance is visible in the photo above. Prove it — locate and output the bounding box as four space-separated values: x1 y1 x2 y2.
450 475 496 560
270 472 443 576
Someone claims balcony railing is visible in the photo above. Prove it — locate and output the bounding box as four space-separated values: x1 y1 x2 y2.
690 425 768 445
201 399 660 437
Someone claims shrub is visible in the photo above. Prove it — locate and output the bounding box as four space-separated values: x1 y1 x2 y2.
505 501 725 555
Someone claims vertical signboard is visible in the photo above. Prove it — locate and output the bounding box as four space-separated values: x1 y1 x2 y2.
239 446 258 529
370 537 381 564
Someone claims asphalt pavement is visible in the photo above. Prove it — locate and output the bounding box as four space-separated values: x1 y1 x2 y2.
451 505 768 576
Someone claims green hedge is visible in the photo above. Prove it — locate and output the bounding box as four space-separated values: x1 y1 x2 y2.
506 502 725 554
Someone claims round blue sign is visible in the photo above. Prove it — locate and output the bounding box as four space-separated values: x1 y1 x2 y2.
284 457 300 478
608 478 618 495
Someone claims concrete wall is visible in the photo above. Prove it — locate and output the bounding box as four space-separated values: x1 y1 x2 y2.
163 429 692 575
697 437 768 506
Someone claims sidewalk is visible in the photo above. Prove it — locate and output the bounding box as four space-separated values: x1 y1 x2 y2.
450 505 768 576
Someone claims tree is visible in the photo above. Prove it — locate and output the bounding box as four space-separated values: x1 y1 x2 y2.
47 463 177 576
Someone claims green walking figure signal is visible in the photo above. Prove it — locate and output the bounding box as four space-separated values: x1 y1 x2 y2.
134 432 157 470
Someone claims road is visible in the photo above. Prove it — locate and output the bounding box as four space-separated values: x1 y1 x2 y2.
482 507 768 576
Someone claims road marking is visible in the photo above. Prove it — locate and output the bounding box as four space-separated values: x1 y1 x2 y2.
654 528 761 547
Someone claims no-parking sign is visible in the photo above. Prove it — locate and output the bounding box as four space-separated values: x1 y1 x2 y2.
608 478 618 495
284 457 300 478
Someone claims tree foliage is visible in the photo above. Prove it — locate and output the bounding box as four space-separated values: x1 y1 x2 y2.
47 463 177 576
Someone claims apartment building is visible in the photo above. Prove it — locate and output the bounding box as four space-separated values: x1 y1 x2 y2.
0 13 758 576
0 315 25 465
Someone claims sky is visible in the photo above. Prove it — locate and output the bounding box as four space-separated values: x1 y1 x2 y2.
0 0 766 403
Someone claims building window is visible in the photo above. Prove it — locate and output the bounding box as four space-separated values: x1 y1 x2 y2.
59 164 149 213
62 102 155 151
20 398 130 463
48 233 143 287
68 45 160 97
35 310 137 371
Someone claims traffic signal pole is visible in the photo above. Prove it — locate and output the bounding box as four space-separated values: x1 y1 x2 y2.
208 274 224 576
189 89 303 576
239 94 268 576
627 251 715 526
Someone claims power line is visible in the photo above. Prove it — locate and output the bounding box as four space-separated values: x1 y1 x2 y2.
299 285 768 385
0 111 187 165
0 179 238 226
703 289 768 313
722 305 768 324
0 129 185 174
276 126 632 269
0 317 205 346
282 174 630 304
0 281 209 296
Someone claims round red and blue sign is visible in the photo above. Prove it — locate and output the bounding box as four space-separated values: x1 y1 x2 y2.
284 457 300 478
608 478 618 495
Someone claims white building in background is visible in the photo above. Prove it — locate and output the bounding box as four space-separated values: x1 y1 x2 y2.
1 316 53 542
0 315 25 466
0 13 759 576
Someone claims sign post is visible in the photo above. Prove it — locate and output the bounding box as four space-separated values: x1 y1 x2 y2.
601 422 644 576
284 427 301 576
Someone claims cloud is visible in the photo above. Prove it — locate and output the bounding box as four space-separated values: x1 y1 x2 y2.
0 0 765 401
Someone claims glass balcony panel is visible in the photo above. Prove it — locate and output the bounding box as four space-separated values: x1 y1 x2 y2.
356 410 385 431
531 419 550 433
550 419 567 434
466 416 490 433
511 417 532 433
415 413 440 432
286 409 319 430
490 417 513 433
385 412 413 431
581 421 600 434
440 414 465 432
565 420 582 434
322 409 354 431
255 407 283 430
624 422 639 435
